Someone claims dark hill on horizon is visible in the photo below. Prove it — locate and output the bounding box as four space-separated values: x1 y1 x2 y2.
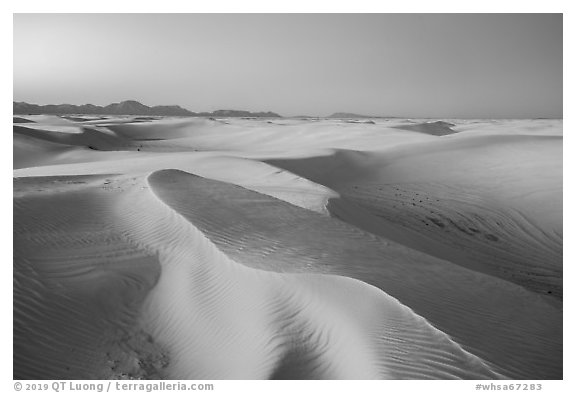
13 100 282 118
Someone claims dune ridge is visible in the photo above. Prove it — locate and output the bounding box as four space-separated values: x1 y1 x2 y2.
143 170 506 379
15 170 507 379
140 170 561 379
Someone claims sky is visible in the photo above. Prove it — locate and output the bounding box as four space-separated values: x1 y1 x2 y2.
13 13 562 118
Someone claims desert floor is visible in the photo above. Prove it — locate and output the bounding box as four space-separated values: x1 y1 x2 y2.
13 115 562 379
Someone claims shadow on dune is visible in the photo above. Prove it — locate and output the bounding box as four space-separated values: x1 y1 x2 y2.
392 121 456 136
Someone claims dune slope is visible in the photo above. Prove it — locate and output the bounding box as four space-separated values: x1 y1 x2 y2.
266 133 562 299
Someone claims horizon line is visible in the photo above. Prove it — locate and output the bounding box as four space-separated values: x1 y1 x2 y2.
12 99 563 120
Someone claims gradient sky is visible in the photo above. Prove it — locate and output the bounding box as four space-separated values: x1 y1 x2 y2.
13 13 562 118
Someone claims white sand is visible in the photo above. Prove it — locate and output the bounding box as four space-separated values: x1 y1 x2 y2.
13 116 562 379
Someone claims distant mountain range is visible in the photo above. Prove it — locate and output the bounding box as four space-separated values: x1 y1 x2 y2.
13 100 282 118
12 100 392 119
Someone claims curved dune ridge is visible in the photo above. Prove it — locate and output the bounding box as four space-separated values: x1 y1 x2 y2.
13 115 562 379
15 171 502 379
142 170 561 379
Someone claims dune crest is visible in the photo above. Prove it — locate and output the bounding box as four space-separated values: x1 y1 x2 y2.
14 170 504 379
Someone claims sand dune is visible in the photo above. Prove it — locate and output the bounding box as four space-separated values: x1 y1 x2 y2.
13 115 562 379
267 133 562 299
145 170 561 378
14 171 505 379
